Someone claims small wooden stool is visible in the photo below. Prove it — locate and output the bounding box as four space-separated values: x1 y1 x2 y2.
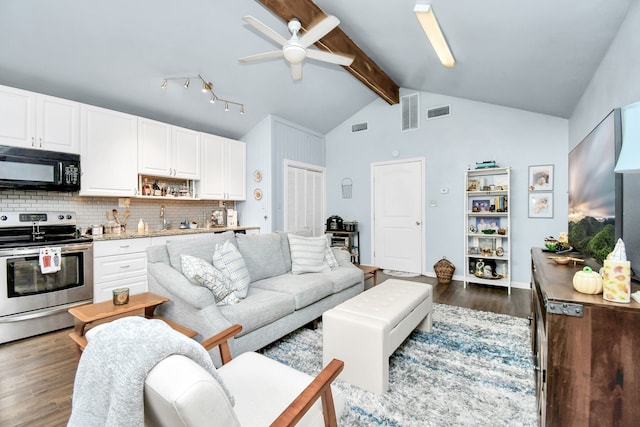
357 265 381 286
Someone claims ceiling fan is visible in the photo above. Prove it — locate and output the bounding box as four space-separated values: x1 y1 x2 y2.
239 15 354 81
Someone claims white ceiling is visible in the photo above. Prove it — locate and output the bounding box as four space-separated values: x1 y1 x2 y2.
0 0 632 140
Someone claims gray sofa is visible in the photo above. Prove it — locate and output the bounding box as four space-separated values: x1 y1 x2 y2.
146 231 364 362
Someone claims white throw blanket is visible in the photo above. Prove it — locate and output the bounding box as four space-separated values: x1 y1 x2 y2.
68 316 233 427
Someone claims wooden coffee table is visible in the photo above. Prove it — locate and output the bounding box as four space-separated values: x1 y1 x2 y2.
68 292 196 355
357 265 381 286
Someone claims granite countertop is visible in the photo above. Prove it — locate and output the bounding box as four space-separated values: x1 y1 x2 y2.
89 225 259 241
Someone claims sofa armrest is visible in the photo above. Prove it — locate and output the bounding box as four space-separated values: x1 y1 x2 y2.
332 248 356 268
147 262 216 309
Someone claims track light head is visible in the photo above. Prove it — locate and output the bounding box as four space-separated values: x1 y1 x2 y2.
183 79 190 88
210 95 216 104
240 105 245 115
202 82 213 92
161 80 168 90
224 102 229 112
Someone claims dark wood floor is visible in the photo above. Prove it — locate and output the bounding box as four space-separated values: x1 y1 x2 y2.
0 277 530 427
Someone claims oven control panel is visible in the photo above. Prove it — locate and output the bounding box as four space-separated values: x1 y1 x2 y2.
0 212 77 227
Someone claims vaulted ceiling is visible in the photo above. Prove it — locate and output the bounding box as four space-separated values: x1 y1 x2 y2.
0 0 632 139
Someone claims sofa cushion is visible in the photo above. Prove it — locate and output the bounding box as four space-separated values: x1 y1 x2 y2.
236 233 287 282
277 232 292 273
287 234 331 274
251 274 334 310
181 255 240 306
213 240 250 299
167 231 236 274
309 266 364 293
219 287 295 337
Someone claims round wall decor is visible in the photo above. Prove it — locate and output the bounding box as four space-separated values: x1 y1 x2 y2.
253 188 262 200
253 170 262 182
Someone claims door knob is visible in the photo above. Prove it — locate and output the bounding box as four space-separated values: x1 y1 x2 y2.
416 221 421 225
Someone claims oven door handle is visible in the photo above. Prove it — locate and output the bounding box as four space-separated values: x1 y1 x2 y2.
0 300 91 323
0 243 92 258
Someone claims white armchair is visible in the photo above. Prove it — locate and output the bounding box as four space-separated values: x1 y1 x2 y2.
144 324 346 427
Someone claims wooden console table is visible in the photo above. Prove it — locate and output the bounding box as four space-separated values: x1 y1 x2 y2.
531 248 640 426
68 292 196 354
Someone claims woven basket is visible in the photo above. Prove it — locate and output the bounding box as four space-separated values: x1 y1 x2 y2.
434 257 455 284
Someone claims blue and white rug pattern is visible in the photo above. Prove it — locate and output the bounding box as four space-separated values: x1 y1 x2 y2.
260 303 536 426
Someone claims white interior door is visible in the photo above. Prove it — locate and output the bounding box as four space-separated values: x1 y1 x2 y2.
372 159 424 273
284 161 325 236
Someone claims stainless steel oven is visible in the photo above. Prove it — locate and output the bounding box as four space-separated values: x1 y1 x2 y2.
0 212 93 343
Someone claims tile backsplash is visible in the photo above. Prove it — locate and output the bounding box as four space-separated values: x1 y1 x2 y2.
0 189 236 233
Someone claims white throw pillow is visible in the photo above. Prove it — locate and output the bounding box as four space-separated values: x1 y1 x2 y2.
287 234 331 274
181 255 240 305
212 240 250 298
324 241 340 269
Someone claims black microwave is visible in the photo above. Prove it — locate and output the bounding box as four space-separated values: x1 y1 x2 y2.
0 145 81 191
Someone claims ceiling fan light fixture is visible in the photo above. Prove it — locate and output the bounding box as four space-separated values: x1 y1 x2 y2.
414 3 455 68
283 44 306 64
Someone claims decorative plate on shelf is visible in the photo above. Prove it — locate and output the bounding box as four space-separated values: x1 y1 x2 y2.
253 170 262 182
253 188 262 200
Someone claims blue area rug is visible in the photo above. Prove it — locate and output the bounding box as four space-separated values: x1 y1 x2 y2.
260 303 536 426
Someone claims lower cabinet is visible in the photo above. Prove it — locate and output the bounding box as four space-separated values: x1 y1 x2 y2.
531 248 640 426
93 238 150 302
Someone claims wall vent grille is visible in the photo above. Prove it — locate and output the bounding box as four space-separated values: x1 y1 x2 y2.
427 105 451 119
401 93 420 131
351 122 369 133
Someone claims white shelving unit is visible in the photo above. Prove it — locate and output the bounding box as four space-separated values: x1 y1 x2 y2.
464 167 511 293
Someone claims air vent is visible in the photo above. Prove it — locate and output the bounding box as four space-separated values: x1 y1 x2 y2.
427 105 451 119
401 93 419 131
351 122 368 133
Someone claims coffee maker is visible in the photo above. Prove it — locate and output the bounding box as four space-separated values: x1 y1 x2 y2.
326 215 344 231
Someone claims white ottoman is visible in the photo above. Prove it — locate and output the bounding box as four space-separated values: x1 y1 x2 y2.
322 279 432 394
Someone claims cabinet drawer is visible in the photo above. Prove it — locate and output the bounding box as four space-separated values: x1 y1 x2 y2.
93 276 148 303
94 252 147 283
94 238 151 257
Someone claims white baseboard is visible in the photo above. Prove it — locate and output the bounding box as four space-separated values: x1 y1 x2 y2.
424 272 530 290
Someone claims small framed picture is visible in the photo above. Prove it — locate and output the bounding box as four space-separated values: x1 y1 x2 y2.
472 199 491 212
467 179 479 191
529 192 553 218
528 165 554 191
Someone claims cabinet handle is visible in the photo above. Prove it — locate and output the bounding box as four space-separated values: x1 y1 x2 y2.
38 137 43 148
120 265 130 269
119 245 130 249
31 136 35 147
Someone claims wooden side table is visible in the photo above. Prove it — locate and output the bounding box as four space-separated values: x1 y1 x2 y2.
68 292 196 355
357 265 381 286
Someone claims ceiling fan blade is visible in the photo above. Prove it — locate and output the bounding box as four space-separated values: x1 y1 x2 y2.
306 49 354 66
243 15 288 46
238 50 283 63
291 63 302 80
298 15 340 48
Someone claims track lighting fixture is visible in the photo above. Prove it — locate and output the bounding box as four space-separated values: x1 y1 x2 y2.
161 74 244 114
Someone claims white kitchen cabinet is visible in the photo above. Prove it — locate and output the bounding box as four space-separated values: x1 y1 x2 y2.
93 238 151 302
198 133 246 200
0 85 79 153
138 118 200 180
80 105 138 196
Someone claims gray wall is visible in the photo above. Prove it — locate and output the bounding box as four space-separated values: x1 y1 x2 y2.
325 91 568 287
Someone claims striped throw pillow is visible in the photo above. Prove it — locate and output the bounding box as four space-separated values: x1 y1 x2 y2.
287 234 331 274
212 240 250 298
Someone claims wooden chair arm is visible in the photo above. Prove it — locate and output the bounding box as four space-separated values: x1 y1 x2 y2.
200 324 242 365
270 358 344 427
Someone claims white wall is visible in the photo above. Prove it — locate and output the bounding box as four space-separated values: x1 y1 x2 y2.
325 90 568 286
240 115 272 231
570 0 640 148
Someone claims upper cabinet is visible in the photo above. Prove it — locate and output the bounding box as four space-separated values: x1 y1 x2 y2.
0 85 79 153
138 118 200 180
80 105 138 196
198 133 246 200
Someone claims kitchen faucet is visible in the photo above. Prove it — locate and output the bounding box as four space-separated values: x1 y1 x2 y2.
160 205 167 230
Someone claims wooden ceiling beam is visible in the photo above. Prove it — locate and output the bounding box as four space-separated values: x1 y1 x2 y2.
257 0 400 105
